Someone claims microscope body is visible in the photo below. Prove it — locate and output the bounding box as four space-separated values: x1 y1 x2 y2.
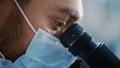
60 24 120 68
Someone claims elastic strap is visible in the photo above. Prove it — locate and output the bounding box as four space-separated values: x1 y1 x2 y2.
0 51 5 59
14 0 36 33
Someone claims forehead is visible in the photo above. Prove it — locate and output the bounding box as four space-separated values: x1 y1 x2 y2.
54 0 83 20
48 0 82 8
30 0 82 8
26 0 83 20
28 0 82 9
44 0 83 19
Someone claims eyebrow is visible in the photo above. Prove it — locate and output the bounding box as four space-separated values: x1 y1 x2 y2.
57 7 79 20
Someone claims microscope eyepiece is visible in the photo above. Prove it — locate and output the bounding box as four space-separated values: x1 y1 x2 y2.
60 23 120 68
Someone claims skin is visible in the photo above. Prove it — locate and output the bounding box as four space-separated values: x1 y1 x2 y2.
0 0 83 61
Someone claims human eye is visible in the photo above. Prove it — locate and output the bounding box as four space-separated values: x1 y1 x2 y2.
56 19 66 27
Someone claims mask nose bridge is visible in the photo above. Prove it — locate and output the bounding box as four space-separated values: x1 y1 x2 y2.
14 0 37 33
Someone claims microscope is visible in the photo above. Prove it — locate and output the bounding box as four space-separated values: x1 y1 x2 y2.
60 23 120 68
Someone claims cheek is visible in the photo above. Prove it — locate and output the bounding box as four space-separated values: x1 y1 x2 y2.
38 18 57 35
47 18 57 31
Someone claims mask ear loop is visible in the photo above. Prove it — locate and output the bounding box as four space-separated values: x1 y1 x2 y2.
0 51 5 59
14 0 36 33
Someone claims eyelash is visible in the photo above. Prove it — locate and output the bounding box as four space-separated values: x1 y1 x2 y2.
55 19 67 27
56 20 63 27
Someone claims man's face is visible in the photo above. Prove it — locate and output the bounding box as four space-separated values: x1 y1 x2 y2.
24 0 83 37
0 0 83 61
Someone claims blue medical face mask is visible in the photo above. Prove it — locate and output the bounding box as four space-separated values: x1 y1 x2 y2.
0 58 13 68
